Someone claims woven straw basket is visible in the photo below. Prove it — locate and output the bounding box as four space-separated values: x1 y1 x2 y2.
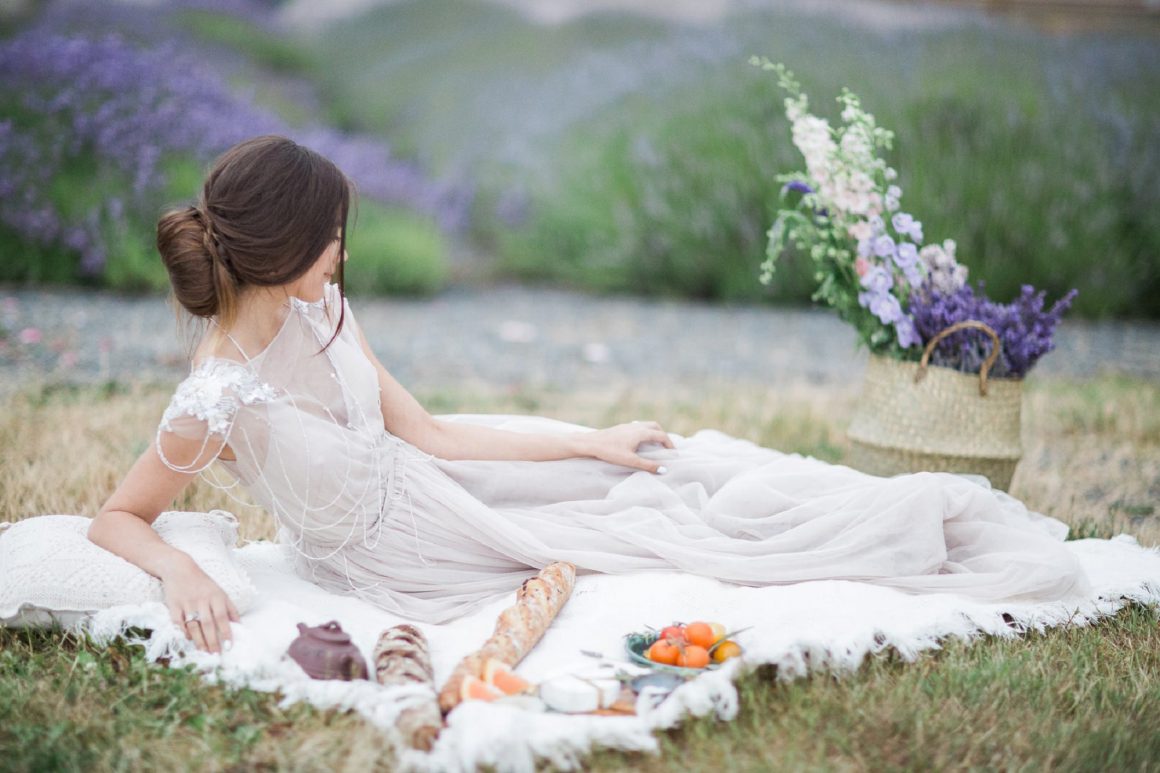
847 321 1023 490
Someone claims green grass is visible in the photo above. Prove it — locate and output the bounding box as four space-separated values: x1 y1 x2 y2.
0 375 1157 769
2 604 1156 771
0 628 387 771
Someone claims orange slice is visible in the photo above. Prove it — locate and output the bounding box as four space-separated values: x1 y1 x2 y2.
459 674 503 702
483 658 533 696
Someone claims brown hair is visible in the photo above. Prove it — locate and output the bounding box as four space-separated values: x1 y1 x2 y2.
157 135 352 339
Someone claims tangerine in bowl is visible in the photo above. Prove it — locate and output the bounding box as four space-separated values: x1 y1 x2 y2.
624 621 745 675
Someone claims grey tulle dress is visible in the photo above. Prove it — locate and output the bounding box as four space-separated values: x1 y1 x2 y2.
156 284 1090 624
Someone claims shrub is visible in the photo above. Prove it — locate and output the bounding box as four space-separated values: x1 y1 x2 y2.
345 204 447 296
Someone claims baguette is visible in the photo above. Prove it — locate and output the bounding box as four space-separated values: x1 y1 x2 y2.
437 561 576 714
373 624 443 751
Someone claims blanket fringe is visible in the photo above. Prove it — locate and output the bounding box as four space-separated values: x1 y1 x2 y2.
31 539 1160 773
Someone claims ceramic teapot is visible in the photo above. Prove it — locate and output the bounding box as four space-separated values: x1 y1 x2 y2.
287 620 369 681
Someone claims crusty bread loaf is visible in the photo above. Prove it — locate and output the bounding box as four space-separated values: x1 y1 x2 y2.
373 624 442 751
437 562 576 714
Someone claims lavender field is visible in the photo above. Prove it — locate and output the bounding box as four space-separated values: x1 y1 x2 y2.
0 0 462 294
1 0 1158 317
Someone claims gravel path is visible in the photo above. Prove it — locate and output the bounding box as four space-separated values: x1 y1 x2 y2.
2 285 1157 396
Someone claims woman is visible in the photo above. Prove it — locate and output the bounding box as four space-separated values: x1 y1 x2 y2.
87 136 1089 656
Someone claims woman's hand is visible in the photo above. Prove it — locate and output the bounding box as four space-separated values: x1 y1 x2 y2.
161 555 240 654
577 420 675 473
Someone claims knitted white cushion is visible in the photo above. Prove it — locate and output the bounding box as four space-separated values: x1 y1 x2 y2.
0 510 257 627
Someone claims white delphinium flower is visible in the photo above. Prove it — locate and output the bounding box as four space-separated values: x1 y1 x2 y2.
790 109 838 195
848 220 874 241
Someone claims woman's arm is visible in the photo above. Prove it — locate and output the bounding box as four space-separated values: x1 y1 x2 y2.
88 441 240 654
354 326 674 472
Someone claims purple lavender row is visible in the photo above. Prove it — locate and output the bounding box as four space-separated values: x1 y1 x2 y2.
0 20 467 277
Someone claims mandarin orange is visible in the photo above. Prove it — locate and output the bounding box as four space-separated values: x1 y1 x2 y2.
677 645 710 669
712 640 742 663
647 639 680 666
685 622 717 649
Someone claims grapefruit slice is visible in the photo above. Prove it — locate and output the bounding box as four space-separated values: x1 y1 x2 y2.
459 674 503 702
483 658 533 696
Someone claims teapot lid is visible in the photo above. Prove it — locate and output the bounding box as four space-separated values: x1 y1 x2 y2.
301 620 352 645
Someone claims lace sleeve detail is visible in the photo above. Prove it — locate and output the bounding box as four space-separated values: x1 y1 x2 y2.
156 359 277 474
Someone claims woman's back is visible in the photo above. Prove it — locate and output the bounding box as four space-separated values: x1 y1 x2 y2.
159 285 409 560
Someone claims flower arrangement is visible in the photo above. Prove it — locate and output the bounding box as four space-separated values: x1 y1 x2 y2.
752 58 1075 377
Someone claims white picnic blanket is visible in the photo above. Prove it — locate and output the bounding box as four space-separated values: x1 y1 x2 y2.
79 535 1160 772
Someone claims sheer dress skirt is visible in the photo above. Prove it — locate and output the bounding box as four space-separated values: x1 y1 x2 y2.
297 414 1089 625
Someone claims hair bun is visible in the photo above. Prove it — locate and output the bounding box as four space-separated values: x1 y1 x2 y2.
157 205 233 319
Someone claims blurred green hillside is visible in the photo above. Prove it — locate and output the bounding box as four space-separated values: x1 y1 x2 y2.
300 0 1160 317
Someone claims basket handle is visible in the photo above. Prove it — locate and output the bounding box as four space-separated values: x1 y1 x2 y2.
915 320 1002 397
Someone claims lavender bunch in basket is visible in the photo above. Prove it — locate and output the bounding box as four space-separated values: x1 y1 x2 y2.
909 283 1078 379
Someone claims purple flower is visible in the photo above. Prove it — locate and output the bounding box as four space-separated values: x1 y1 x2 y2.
873 235 895 258
860 265 893 294
895 316 921 349
859 289 903 324
0 13 469 276
891 212 923 243
892 242 925 287
894 242 918 268
782 180 814 195
908 282 1078 377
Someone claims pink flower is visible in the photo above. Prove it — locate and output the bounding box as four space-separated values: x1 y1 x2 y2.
18 327 41 345
58 351 78 369
854 257 870 277
847 221 873 242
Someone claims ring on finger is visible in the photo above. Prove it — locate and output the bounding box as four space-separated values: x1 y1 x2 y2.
184 611 201 624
